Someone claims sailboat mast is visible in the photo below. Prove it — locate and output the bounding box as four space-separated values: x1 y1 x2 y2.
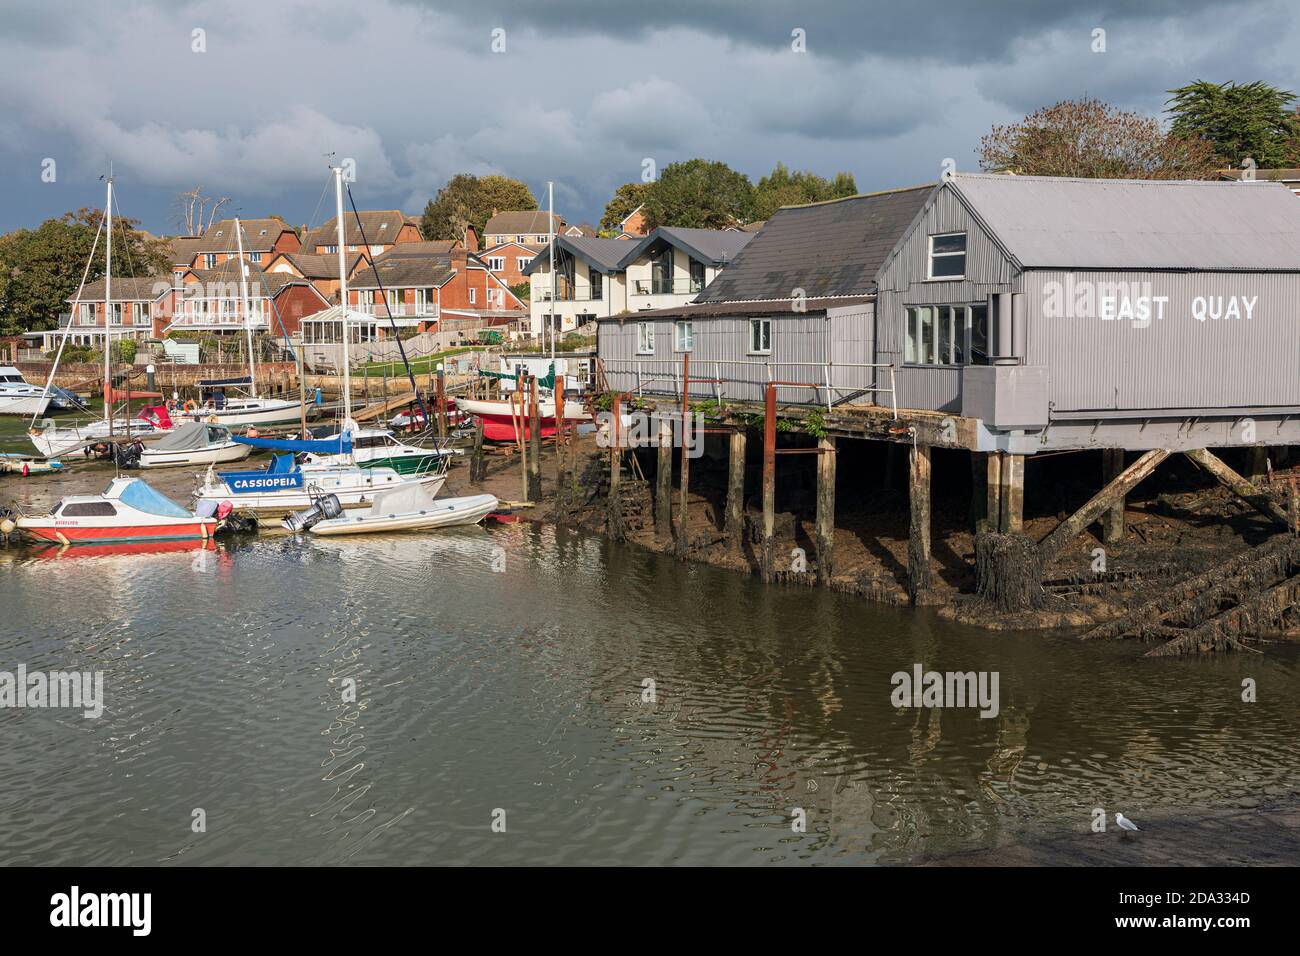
333 166 352 428
234 217 258 397
548 180 555 363
104 175 114 437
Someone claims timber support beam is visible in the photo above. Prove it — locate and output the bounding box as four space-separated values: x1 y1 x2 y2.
1038 449 1171 561
1184 447 1292 529
907 441 932 602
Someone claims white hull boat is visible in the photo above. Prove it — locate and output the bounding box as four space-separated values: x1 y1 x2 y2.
139 422 254 469
176 396 304 427
29 415 172 458
306 487 498 535
0 367 53 417
194 455 446 519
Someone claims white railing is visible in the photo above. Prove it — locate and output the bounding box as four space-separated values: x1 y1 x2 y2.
354 302 438 318
599 357 898 418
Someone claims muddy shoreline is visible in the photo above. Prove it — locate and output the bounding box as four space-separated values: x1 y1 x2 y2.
3 433 1297 642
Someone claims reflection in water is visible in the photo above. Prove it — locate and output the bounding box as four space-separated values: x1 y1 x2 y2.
0 522 1297 865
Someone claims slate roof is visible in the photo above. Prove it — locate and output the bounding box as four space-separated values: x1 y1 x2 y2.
268 252 364 279
696 184 934 303
523 237 631 275
375 240 460 257
618 227 753 268
187 261 310 297
946 172 1300 270
167 236 206 266
67 276 173 302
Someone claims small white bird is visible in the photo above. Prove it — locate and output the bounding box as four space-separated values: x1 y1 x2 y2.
1115 812 1141 832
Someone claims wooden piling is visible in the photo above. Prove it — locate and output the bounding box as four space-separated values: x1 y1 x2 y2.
470 416 485 484
675 355 691 559
607 392 623 539
1101 448 1125 545
761 384 777 582
656 413 673 540
436 367 447 438
528 374 542 502
908 442 933 602
554 375 567 487
1039 449 1171 560
815 436 837 585
725 429 746 550
985 451 1003 534
999 453 1024 534
296 343 307 438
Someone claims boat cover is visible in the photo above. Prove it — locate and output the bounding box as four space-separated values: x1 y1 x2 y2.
234 434 352 454
367 481 438 515
118 479 194 518
146 421 219 451
199 375 253 388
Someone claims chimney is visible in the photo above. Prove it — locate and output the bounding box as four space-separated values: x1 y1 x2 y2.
464 225 479 252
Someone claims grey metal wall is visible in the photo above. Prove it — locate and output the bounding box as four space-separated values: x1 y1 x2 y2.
597 307 882 406
874 183 1017 412
1023 269 1300 412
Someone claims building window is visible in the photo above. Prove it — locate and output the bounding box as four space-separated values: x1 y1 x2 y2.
487 256 505 271
517 256 532 271
749 317 771 354
673 320 694 352
905 304 988 365
249 251 262 263
79 303 96 325
468 287 477 304
134 303 150 325
589 270 603 300
204 253 217 268
637 322 655 354
927 232 966 279
324 245 337 254
689 258 706 292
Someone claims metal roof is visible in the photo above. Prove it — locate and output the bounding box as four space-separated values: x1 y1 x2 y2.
523 237 630 275
949 172 1300 270
696 184 934 303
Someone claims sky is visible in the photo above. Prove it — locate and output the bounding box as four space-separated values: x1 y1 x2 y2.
2 0 1299 237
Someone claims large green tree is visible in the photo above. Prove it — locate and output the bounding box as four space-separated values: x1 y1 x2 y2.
599 181 651 234
420 173 537 243
0 209 169 335
1166 80 1300 169
751 163 858 220
641 159 754 230
978 97 1219 180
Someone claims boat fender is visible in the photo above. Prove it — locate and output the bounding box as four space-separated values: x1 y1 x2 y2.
0 517 14 536
184 400 199 412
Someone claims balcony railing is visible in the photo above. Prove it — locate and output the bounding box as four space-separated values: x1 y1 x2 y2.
631 278 704 296
533 284 603 302
353 302 438 318
170 299 270 326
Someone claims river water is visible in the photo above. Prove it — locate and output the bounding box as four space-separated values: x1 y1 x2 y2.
1 522 1297 865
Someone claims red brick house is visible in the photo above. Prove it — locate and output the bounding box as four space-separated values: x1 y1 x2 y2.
478 240 542 289
187 218 301 270
300 210 423 256
160 260 329 338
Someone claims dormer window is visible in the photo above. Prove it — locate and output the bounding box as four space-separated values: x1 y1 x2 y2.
927 232 966 280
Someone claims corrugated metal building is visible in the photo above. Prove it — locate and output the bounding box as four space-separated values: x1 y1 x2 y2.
596 184 933 405
877 173 1300 451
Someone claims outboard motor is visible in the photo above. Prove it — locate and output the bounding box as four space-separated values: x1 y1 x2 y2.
282 493 343 533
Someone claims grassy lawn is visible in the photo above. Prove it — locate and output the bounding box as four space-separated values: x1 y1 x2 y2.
360 346 485 378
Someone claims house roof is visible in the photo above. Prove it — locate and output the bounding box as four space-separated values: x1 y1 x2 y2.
350 255 456 289
948 172 1300 270
485 210 562 236
266 252 364 279
565 222 598 237
198 218 294 252
375 240 460 257
188 261 310 297
167 236 206 266
523 237 631 275
67 276 172 303
479 240 544 256
618 227 754 269
595 294 875 322
1219 168 1300 183
696 184 935 303
302 210 420 249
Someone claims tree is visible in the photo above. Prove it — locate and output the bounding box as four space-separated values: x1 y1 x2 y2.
751 163 858 220
420 174 537 243
0 209 170 335
599 182 651 234
1166 80 1300 169
978 97 1219 180
173 186 230 236
641 159 754 230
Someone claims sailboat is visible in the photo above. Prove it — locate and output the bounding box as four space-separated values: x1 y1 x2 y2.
190 165 444 522
28 175 175 458
172 217 302 427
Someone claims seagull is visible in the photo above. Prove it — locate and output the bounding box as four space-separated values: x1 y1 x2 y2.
1115 812 1141 832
